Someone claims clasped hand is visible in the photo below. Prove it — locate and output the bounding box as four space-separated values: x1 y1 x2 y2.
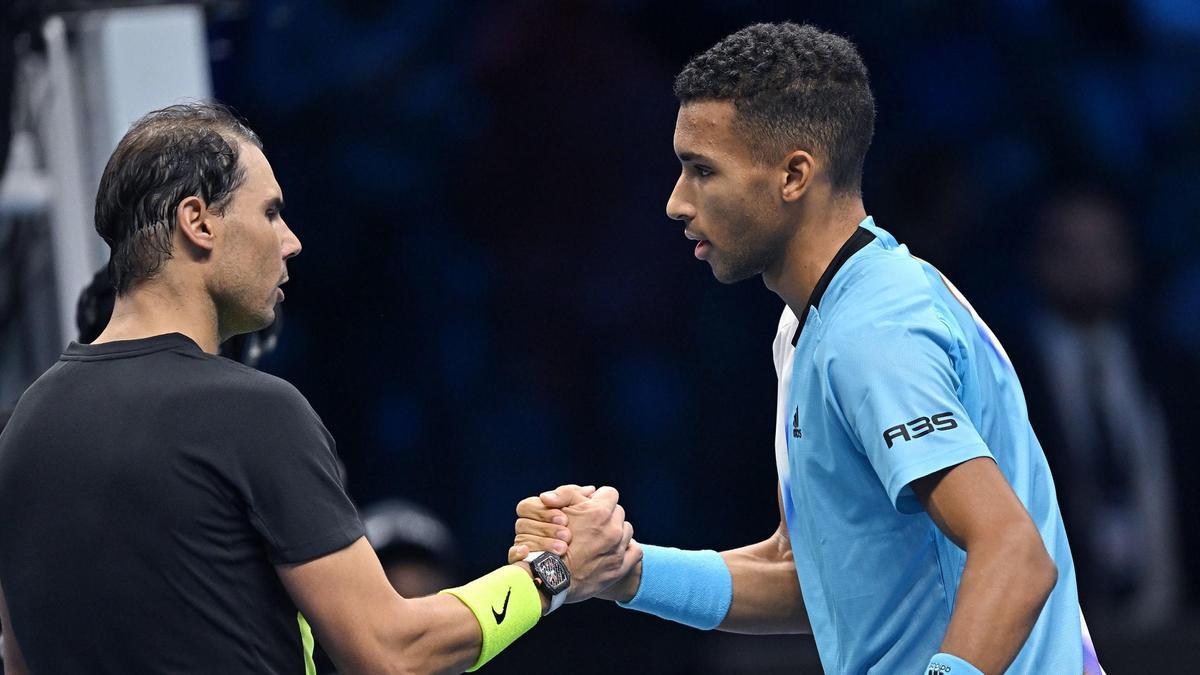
508 485 641 603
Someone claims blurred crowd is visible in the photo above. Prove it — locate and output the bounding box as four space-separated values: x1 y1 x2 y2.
3 0 1200 672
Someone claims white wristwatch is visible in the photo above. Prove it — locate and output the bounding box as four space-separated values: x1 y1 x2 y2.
523 551 570 613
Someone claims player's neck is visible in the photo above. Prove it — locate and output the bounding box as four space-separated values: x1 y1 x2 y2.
92 278 221 354
764 196 867 314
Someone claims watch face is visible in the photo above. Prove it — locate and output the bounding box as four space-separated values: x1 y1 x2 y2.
534 554 570 594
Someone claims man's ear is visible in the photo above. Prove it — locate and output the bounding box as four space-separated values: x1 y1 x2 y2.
781 149 816 203
176 196 215 252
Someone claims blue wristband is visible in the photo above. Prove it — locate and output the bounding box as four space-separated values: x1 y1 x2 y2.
925 652 983 675
616 545 732 630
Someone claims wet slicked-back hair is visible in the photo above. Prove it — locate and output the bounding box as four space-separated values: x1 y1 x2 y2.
673 22 875 194
94 102 262 293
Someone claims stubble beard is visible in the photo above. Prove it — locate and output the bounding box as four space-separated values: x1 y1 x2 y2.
212 274 276 340
709 222 784 285
711 252 765 284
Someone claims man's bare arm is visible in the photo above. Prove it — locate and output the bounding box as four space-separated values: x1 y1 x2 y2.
716 484 807 634
0 579 30 675
277 537 500 675
280 486 634 675
912 457 1058 674
511 483 809 635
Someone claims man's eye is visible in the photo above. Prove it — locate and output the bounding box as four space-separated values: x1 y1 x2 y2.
266 209 278 219
694 165 713 178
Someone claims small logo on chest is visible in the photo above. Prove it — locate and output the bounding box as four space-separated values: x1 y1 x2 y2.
792 407 802 438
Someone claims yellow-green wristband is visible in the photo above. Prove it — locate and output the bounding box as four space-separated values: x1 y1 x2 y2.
440 565 541 671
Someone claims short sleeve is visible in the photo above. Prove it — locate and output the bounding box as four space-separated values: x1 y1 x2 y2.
230 380 365 564
825 320 992 513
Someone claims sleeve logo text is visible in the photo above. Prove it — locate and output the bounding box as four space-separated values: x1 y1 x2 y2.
882 412 958 449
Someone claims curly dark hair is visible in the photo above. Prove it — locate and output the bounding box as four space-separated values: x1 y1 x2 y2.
94 102 262 294
673 22 875 194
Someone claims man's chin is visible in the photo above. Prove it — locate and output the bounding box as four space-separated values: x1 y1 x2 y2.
239 309 277 335
711 263 759 285
259 305 279 330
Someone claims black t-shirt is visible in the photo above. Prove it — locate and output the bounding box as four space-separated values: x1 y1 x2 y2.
0 333 364 673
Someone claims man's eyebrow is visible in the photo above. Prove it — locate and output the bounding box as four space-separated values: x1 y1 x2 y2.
676 151 711 163
265 197 285 211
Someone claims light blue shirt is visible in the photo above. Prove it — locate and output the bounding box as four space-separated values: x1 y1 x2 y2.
772 218 1089 673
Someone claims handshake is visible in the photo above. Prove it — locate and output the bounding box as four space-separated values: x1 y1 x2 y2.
507 485 643 606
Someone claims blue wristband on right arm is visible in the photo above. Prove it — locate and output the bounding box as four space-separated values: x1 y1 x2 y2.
616 544 733 630
925 652 983 675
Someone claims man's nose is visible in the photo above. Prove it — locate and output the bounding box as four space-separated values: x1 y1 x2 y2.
665 174 693 222
281 220 301 259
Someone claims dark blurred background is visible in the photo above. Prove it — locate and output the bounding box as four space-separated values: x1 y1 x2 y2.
3 0 1200 672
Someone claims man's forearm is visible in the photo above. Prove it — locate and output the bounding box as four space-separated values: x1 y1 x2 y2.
939 529 1057 673
368 593 484 675
593 484 806 635
718 529 808 634
717 485 808 634
302 581 488 675
283 539 548 675
604 530 808 635
385 562 549 675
